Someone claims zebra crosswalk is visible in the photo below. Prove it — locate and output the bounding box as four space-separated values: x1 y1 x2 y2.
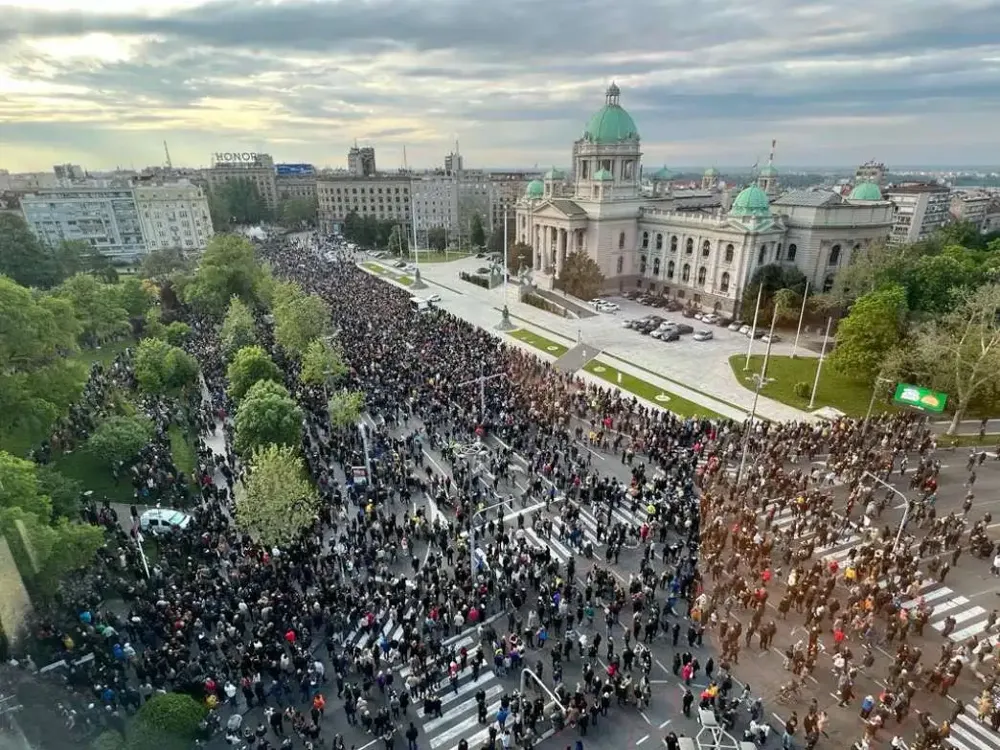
762 506 999 652
947 712 1000 750
343 606 417 651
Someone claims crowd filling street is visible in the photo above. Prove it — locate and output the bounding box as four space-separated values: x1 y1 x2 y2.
13 230 1000 750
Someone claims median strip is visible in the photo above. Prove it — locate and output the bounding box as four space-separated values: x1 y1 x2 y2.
581 360 722 419
507 328 569 356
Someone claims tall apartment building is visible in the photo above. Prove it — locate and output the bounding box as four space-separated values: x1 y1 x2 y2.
21 186 147 260
886 183 951 246
489 172 530 230
412 173 458 234
950 192 992 231
855 160 887 186
275 164 318 202
206 153 278 211
133 180 214 252
316 175 411 235
347 147 377 177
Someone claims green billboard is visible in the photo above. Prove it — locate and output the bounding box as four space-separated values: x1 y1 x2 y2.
893 383 948 413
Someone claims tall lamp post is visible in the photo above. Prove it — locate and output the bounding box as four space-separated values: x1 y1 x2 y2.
863 375 895 436
862 470 910 553
497 206 514 330
736 312 778 485
790 279 810 359
409 190 426 289
744 284 764 370
808 316 833 410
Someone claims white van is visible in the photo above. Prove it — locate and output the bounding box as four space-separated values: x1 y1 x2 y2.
410 297 432 313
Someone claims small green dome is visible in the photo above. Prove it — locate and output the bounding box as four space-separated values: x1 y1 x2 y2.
543 167 565 180
704 167 717 176
759 164 778 177
593 169 614 182
650 166 672 181
849 181 882 201
525 179 544 198
730 184 771 217
583 84 639 144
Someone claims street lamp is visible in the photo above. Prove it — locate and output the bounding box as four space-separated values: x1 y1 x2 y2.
863 375 895 433
736 310 778 485
469 497 514 578
497 206 514 331
861 470 910 553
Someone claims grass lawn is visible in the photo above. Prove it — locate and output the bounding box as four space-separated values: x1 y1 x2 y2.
168 425 198 475
406 251 473 263
728 354 885 417
582 360 722 418
52 448 135 504
363 262 388 275
507 329 570 356
398 275 414 286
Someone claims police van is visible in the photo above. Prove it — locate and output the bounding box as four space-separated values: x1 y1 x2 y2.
410 296 432 313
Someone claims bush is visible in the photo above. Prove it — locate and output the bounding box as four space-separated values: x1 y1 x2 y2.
87 415 154 468
523 293 567 317
91 730 126 750
793 381 811 399
459 272 492 290
128 693 207 750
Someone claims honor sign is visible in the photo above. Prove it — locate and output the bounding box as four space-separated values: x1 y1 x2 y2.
214 152 261 165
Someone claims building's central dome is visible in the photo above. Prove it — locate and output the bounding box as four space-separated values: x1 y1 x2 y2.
583 83 639 144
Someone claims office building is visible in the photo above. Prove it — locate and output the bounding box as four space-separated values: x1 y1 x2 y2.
316 175 411 235
53 163 85 181
950 192 992 231
885 183 951 245
206 153 278 211
275 164 318 202
489 173 531 230
412 173 458 235
21 186 146 261
347 147 377 177
445 152 463 174
133 181 214 252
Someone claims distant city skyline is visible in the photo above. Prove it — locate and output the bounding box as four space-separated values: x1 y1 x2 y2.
1 0 998 172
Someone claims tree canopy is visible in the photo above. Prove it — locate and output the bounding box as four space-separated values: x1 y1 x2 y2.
830 283 908 381
212 179 270 225
273 293 330 357
470 213 486 248
557 251 604 301
235 444 319 547
300 338 348 390
52 274 131 346
183 235 264 317
328 389 366 428
134 338 199 395
234 380 303 457
341 212 400 249
507 242 532 275
220 297 257 358
87 415 155 468
227 345 282 402
278 198 318 228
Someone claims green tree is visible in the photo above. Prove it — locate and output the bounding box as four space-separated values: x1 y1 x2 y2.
235 444 319 546
427 227 447 252
139 247 189 280
906 252 976 314
234 380 303 457
300 338 348 390
278 198 318 228
87 416 154 469
936 220 987 251
0 506 103 591
470 213 486 248
183 235 263 317
507 241 533 275
273 293 330 357
328 389 366 428
127 692 207 750
557 251 605 301
134 338 198 394
164 321 192 346
830 284 908 381
220 297 257 358
214 178 269 225
387 224 408 256
0 213 60 288
0 452 53 519
227 345 282 401
832 240 917 302
114 277 155 319
91 730 126 750
34 464 82 520
909 283 1000 434
52 274 130 345
742 264 808 316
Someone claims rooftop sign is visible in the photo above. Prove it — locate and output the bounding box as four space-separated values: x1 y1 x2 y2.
213 152 261 166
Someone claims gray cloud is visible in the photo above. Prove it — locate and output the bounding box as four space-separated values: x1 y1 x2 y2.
1 0 998 168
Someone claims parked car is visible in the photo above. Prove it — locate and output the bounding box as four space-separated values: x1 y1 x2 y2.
675 323 694 335
701 313 719 325
140 508 193 538
738 324 752 335
660 330 680 342
426 293 441 303
621 320 636 328
693 329 714 341
761 333 781 343
393 260 407 268
718 317 734 327
597 301 620 312
693 312 704 321
476 267 491 274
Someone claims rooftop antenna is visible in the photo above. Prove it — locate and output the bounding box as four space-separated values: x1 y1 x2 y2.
403 145 408 172
163 140 173 169
767 139 776 169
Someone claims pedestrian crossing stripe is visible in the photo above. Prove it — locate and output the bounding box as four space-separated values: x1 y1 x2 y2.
411 655 508 750
948 712 1000 750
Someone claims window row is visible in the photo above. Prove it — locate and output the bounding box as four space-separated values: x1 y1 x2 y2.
639 232 739 261
635 256 731 292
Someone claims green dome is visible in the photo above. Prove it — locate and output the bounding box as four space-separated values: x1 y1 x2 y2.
650 166 672 181
525 179 544 198
730 184 771 217
583 84 639 144
704 167 717 176
849 181 882 201
543 167 565 180
593 168 614 182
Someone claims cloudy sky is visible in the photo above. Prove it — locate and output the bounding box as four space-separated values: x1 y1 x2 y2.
1 0 998 173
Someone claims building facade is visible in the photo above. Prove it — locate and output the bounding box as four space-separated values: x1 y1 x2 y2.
950 192 992 231
855 161 887 187
515 85 894 315
489 172 531 230
885 183 951 245
316 175 411 235
347 147 377 177
412 173 458 234
21 186 147 260
206 153 278 211
133 181 214 252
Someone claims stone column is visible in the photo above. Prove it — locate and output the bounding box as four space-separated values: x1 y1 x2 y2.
556 229 566 276
533 225 541 271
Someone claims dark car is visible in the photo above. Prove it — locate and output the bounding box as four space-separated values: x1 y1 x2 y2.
660 331 680 342
675 324 694 335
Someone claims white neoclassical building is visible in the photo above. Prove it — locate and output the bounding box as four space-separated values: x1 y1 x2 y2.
516 84 895 315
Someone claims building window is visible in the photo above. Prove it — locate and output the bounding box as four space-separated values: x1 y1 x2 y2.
758 245 766 264
720 272 730 293
639 255 647 274
671 235 678 252
653 257 660 276
685 238 693 254
616 256 624 274
787 243 797 261
667 260 675 279
829 244 841 265
642 231 649 249
618 232 626 249
823 273 835 292
697 267 707 286
656 233 663 250
724 244 734 263
775 243 783 261
682 263 691 282
702 240 711 257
